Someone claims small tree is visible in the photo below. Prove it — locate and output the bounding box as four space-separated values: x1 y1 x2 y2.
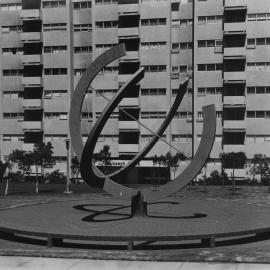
220 152 246 193
71 156 80 184
93 145 111 174
29 142 54 193
249 154 270 185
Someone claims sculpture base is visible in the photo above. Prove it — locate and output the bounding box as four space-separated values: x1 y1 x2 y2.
1 198 270 250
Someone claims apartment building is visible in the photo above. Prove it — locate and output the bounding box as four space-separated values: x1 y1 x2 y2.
0 0 270 182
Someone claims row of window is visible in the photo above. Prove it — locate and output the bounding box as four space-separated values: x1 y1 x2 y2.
44 90 68 98
43 1 66 8
198 15 223 24
141 18 167 26
198 63 223 71
198 39 222 48
2 47 23 55
247 38 270 46
3 113 23 119
95 21 118 28
172 65 192 73
74 24 92 32
0 3 21 10
246 135 270 143
246 111 270 118
44 135 67 142
141 111 167 119
2 25 22 33
143 65 167 72
3 91 23 98
74 69 86 76
141 42 166 50
44 68 67 75
44 46 67 53
247 62 270 70
247 13 270 22
95 0 117 4
172 42 192 52
3 135 24 142
141 88 166 96
73 1 92 9
198 87 222 95
74 46 92 53
3 69 22 76
247 87 270 94
44 112 68 119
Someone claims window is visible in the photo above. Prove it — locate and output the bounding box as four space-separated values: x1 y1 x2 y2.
3 91 23 98
44 68 67 75
74 24 92 32
198 39 222 47
174 111 192 119
43 1 66 8
43 23 67 31
3 113 23 120
141 111 166 119
98 66 118 75
247 86 270 94
0 3 22 10
95 21 118 28
248 13 270 21
74 68 86 75
3 69 22 76
81 112 93 119
44 46 67 53
143 65 167 72
180 19 193 27
172 88 192 96
96 112 118 119
1 25 22 33
172 135 192 143
95 0 117 4
3 135 24 142
198 63 223 71
197 87 222 95
247 62 270 71
141 18 167 26
198 15 222 24
141 42 166 50
44 90 67 98
74 46 92 53
44 135 67 142
141 88 166 96
2 47 23 55
73 1 91 9
247 111 270 118
44 112 68 119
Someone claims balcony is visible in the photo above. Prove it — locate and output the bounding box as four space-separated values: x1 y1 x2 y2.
224 0 247 9
21 32 41 43
21 9 40 20
23 99 42 109
223 96 246 106
21 54 42 65
118 27 139 38
223 144 245 153
119 51 139 62
224 120 246 130
119 121 139 130
23 121 43 131
224 47 246 58
119 98 139 107
118 4 139 15
22 143 34 152
22 77 42 87
224 23 246 34
119 144 139 153
224 72 246 82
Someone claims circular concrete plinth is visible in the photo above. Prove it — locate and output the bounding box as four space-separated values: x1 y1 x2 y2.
1 198 270 249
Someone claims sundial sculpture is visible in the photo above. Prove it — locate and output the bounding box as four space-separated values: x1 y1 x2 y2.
69 44 216 217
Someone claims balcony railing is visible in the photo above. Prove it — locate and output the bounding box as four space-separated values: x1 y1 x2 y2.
23 121 43 131
23 99 43 109
119 144 139 153
223 144 245 153
224 72 246 82
21 32 41 43
223 120 246 130
22 77 42 87
119 121 140 130
21 54 41 65
119 98 139 107
119 51 139 62
224 0 247 8
20 9 40 20
223 96 246 105
224 23 246 34
224 47 246 58
118 27 139 38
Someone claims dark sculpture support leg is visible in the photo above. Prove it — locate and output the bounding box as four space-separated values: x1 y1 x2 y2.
131 191 147 217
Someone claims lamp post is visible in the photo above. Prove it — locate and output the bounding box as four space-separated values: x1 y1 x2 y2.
64 138 72 194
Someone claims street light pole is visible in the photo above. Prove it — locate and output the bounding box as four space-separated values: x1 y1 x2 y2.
64 138 72 194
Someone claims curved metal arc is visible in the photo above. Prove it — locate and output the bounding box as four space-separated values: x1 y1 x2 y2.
143 104 216 202
80 68 145 189
69 44 126 162
108 78 189 182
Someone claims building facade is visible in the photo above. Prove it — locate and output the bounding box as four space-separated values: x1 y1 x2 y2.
0 0 270 180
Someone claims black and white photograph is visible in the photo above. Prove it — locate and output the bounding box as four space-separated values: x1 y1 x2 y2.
0 0 270 269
